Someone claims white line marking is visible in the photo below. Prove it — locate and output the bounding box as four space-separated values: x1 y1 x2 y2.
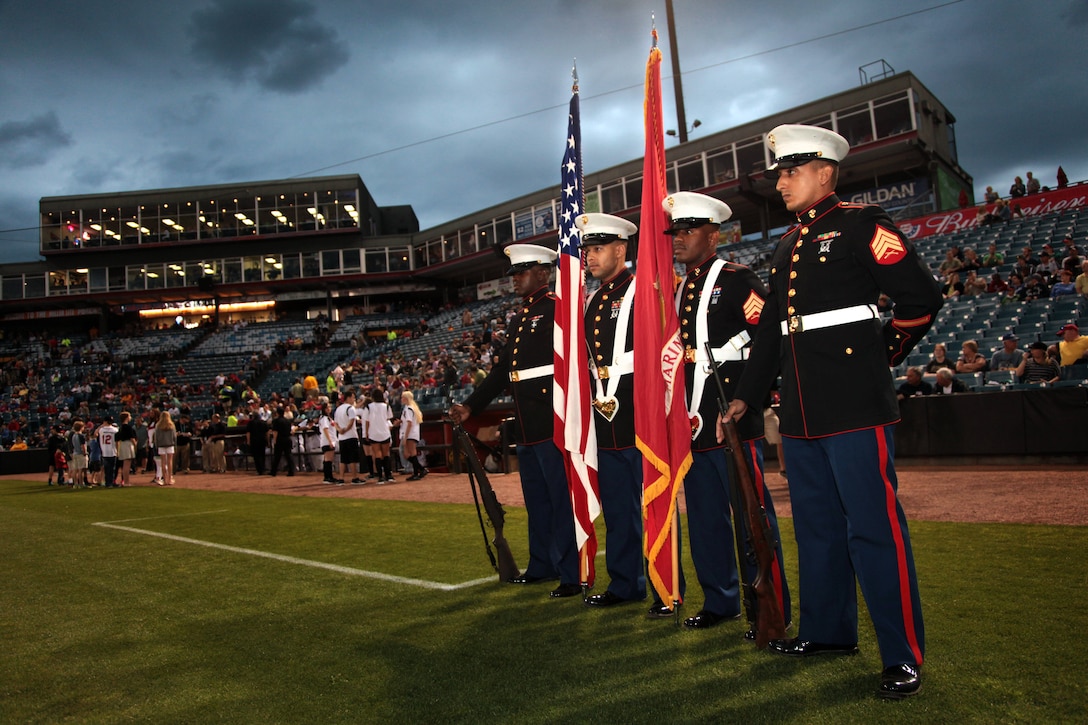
95 510 232 524
92 522 494 591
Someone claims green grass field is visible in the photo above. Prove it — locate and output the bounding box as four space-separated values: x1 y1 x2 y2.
2 479 1085 724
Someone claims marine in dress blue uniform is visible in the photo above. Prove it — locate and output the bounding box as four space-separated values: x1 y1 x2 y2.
663 192 792 631
449 243 581 598
728 125 942 699
576 213 647 607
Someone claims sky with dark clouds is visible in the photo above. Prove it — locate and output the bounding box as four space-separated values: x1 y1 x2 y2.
1 0 1085 264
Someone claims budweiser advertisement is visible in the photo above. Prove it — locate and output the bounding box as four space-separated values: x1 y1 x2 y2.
898 183 1087 241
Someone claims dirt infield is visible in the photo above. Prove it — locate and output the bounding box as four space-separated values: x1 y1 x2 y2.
15 460 1085 526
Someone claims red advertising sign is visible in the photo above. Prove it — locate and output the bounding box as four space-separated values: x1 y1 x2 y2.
897 183 1087 240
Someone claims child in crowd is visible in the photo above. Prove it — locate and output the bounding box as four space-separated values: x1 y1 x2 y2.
67 420 87 487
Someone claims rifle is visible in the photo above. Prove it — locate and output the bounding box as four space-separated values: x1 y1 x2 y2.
450 421 521 583
704 342 787 649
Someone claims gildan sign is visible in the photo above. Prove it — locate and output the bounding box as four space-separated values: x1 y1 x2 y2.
849 179 930 208
898 184 1088 240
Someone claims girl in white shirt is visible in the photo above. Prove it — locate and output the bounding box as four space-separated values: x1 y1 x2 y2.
366 388 394 483
400 390 427 480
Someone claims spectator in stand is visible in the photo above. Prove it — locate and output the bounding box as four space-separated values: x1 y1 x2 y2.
925 342 954 373
302 373 319 400
956 340 989 374
896 367 932 399
1016 342 1061 384
1035 250 1059 282
1057 323 1088 378
993 198 1012 223
1076 260 1088 298
1003 272 1025 303
1014 247 1037 279
983 186 999 203
934 368 969 394
1062 246 1082 274
938 248 964 280
941 271 965 299
1022 274 1048 301
991 333 1026 372
1009 176 1026 198
963 269 987 297
1026 171 1040 195
1050 268 1077 299
981 243 1004 268
960 247 981 273
986 272 1008 295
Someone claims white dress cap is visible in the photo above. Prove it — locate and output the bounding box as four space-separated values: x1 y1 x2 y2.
765 124 850 177
660 191 732 233
575 213 638 246
504 243 558 274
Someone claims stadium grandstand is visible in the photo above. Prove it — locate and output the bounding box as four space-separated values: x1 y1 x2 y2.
2 70 1086 468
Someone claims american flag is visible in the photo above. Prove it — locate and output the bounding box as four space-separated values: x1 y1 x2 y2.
554 77 600 587
634 33 691 609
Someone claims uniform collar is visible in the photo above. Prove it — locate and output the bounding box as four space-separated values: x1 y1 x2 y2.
599 268 632 291
686 254 720 280
795 193 841 225
523 284 550 305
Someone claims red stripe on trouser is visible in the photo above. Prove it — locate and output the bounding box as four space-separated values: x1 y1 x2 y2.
875 427 924 665
745 441 787 618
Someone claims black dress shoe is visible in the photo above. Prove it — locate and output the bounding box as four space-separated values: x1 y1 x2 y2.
550 583 583 598
585 591 640 607
683 609 735 629
506 574 555 585
879 663 921 699
646 603 676 619
769 637 859 657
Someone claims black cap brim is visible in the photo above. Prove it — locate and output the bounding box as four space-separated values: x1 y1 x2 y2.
663 218 713 235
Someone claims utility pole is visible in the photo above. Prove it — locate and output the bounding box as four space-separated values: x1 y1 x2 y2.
665 0 689 143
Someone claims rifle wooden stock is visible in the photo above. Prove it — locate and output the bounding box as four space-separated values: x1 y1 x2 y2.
704 343 787 649
452 423 521 582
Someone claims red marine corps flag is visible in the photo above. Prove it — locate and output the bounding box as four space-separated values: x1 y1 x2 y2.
554 64 600 588
633 28 692 610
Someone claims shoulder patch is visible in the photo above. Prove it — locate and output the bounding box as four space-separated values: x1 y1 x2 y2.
742 290 764 325
870 227 907 265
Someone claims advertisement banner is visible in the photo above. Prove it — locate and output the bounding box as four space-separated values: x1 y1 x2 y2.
898 184 1088 240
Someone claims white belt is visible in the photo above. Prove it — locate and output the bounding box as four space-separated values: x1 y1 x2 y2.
781 304 879 335
592 356 634 380
509 364 553 382
684 331 751 364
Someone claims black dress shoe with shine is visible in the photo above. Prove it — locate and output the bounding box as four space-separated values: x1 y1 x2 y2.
879 663 921 699
769 637 859 657
506 573 555 585
646 603 676 619
585 591 640 607
683 609 737 629
550 583 583 598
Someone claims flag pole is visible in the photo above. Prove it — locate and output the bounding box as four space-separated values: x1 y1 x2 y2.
572 57 589 594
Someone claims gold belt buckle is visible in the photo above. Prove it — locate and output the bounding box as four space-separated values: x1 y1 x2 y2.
788 315 803 333
684 348 698 363
509 371 520 382
597 366 610 379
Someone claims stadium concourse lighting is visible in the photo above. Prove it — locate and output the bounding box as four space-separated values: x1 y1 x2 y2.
666 119 701 137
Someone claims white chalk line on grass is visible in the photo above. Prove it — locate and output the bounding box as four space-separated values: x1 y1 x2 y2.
92 520 494 591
